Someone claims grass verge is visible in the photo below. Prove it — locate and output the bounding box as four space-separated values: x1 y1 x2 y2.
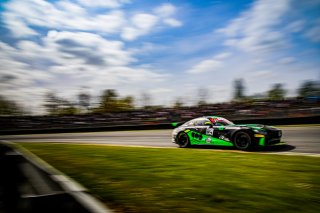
20 143 320 213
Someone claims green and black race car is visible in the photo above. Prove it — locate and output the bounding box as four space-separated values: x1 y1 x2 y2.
172 116 283 150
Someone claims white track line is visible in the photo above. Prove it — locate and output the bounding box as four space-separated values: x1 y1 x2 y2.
65 143 320 157
260 151 320 157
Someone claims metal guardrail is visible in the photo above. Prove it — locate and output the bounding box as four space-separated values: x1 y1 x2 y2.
0 115 319 135
0 141 112 213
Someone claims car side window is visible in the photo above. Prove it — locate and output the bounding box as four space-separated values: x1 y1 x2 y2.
194 118 210 126
185 120 195 126
211 122 218 126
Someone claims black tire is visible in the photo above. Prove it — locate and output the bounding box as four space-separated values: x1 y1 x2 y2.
177 132 190 148
233 131 252 150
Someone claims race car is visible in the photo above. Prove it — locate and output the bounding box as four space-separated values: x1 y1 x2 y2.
172 116 282 150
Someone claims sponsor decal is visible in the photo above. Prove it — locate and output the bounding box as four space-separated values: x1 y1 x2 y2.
206 128 214 136
219 135 230 141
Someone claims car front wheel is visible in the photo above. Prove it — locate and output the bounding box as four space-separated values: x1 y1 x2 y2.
177 132 190 148
233 131 252 150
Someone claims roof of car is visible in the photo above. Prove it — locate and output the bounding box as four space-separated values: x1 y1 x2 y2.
205 116 222 119
192 116 225 121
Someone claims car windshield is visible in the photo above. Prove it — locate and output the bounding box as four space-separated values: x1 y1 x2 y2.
209 117 234 126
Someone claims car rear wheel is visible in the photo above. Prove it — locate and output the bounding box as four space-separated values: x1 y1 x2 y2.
177 132 190 148
233 131 252 150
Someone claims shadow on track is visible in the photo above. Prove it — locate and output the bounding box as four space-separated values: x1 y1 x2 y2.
188 144 296 153
254 144 296 152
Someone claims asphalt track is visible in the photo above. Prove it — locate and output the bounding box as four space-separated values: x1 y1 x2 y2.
1 126 319 154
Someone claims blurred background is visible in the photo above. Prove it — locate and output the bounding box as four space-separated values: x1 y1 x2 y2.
0 0 319 129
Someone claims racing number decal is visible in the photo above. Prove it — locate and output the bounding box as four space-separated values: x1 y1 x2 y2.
206 128 214 136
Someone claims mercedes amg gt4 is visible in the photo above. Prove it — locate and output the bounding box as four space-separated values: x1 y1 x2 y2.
172 116 282 150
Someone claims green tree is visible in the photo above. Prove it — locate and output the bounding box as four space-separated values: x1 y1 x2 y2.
268 83 286 100
78 91 91 112
297 81 320 98
99 89 120 112
44 92 60 115
96 90 136 113
0 95 25 115
233 79 245 101
59 99 79 115
44 92 78 115
173 97 184 108
197 88 208 106
141 92 152 109
118 96 135 111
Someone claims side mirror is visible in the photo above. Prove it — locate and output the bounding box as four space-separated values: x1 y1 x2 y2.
171 122 178 127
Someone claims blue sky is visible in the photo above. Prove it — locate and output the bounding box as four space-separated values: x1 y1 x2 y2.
0 0 319 114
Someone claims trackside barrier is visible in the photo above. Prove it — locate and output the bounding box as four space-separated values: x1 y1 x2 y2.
0 116 319 135
0 141 112 213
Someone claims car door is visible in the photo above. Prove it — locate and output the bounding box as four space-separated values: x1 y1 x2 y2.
202 119 230 144
190 118 216 144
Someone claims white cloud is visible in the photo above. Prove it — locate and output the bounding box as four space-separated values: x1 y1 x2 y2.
163 18 182 27
218 0 291 53
304 18 320 43
286 20 305 33
121 13 158 40
46 31 134 66
150 88 173 94
0 30 169 114
214 52 232 60
3 13 38 37
154 3 176 17
187 52 231 74
56 1 86 15
251 70 274 78
154 3 182 27
132 13 158 29
0 0 183 113
279 57 295 64
187 58 222 74
120 4 182 41
2 0 182 40
76 0 131 8
5 30 134 70
0 41 55 114
2 0 126 37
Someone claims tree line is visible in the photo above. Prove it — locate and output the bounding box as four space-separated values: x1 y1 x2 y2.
232 79 320 102
0 80 319 116
43 89 135 115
